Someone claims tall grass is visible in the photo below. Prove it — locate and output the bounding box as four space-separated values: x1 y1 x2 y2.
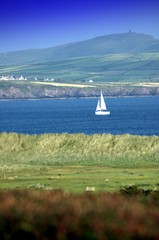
0 133 158 168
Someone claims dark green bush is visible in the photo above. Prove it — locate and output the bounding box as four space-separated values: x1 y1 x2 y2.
119 184 153 197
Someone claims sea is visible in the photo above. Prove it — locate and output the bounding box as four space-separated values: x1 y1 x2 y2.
0 97 159 136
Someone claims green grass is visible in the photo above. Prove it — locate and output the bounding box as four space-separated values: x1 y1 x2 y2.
0 166 159 192
1 133 158 167
0 133 159 192
1 52 159 82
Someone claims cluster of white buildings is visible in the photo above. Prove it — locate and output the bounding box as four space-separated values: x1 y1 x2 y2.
0 75 27 81
0 75 55 81
0 75 93 83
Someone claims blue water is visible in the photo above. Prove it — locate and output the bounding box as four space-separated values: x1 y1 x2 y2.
0 97 159 136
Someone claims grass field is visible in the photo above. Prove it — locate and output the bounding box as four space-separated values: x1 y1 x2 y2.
1 166 159 192
32 81 159 88
1 52 159 82
1 133 159 239
32 81 95 88
0 133 159 192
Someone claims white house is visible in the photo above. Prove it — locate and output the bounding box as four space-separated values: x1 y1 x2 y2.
19 76 25 80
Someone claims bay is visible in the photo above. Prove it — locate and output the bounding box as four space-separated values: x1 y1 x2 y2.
0 97 159 136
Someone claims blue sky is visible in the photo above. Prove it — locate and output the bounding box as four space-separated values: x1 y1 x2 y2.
0 0 159 52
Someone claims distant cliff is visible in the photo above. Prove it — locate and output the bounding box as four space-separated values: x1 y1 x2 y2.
0 81 159 99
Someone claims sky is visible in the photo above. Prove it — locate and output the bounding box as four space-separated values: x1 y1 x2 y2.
0 0 159 52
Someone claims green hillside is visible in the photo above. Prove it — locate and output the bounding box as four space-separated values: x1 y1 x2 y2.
0 32 159 65
0 32 159 84
1 52 159 82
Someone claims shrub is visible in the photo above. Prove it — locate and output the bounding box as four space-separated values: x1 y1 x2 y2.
119 184 153 197
0 190 159 239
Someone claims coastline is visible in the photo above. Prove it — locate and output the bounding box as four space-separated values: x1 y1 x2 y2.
0 80 159 100
0 94 159 101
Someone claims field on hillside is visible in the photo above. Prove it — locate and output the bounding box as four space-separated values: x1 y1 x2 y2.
33 81 159 88
1 52 159 82
0 133 159 192
32 81 95 88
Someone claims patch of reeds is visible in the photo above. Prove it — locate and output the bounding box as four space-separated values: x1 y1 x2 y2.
0 132 159 168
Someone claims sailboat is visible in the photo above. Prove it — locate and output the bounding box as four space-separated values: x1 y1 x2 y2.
95 91 110 115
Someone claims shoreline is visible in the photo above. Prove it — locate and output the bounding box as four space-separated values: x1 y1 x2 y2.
0 95 159 101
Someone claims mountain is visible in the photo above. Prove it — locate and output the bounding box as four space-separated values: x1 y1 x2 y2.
0 32 159 84
0 32 159 66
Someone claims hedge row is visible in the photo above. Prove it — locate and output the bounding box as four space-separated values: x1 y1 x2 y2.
0 189 159 239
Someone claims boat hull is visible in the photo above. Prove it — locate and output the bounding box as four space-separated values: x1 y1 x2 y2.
95 111 110 115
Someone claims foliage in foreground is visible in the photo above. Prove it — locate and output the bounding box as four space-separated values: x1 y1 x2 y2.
0 132 159 168
0 189 159 240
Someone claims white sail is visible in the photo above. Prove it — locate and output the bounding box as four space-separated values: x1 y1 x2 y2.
96 99 101 111
100 91 107 110
95 91 110 115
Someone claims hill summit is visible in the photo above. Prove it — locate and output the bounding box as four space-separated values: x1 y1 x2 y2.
0 32 159 65
0 32 159 86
